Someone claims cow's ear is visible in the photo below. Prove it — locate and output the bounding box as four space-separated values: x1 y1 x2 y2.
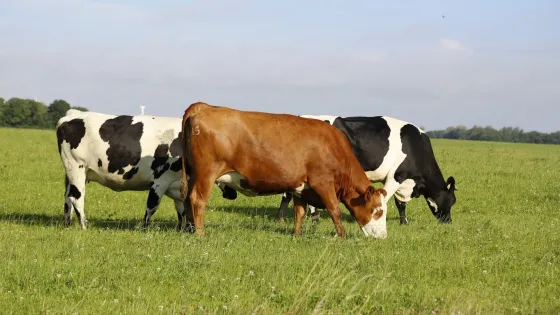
365 186 376 201
446 176 457 191
379 188 387 197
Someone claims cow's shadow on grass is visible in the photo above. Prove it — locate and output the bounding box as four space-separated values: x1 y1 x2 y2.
0 205 399 234
0 212 174 231
213 204 359 223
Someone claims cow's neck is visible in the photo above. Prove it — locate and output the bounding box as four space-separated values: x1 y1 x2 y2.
423 163 446 199
338 168 372 203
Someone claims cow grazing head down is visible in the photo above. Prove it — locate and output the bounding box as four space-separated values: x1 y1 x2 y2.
426 176 457 223
345 186 388 238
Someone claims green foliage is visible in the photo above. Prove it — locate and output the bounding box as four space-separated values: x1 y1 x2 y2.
427 125 560 144
0 96 88 129
47 99 71 127
71 106 89 112
0 128 558 313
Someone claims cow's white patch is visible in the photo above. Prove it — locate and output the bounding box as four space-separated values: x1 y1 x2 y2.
292 182 310 197
395 179 416 203
427 198 438 212
364 119 408 183
216 172 261 197
158 129 175 144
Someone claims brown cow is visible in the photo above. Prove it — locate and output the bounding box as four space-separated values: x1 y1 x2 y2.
179 102 389 238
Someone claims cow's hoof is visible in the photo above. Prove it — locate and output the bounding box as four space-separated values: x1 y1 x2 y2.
182 224 196 234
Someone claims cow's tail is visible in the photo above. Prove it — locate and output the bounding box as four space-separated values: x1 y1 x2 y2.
180 116 194 201
179 102 210 200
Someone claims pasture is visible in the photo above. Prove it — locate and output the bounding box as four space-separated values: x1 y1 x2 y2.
0 126 558 314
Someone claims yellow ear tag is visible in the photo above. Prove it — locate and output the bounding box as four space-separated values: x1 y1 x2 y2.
447 184 451 190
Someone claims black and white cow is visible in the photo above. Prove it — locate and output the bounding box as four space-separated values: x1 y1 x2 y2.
277 115 458 225
56 109 190 229
56 109 245 230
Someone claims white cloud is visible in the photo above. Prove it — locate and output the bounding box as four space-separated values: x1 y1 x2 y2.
439 38 473 54
0 1 559 132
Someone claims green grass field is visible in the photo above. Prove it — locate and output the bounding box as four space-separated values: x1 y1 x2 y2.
0 127 558 314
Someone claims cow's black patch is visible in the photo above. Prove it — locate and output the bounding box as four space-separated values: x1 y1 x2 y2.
154 144 169 157
169 132 183 157
68 184 81 200
123 166 139 180
170 158 182 172
151 144 171 179
99 116 144 175
147 186 159 210
394 124 429 186
98 159 102 168
221 185 238 200
56 118 86 154
331 116 391 172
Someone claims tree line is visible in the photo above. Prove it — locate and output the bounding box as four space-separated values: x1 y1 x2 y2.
1 95 559 145
0 97 88 129
426 125 560 145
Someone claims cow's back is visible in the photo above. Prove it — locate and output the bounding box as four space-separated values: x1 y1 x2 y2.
57 110 183 191
186 107 358 191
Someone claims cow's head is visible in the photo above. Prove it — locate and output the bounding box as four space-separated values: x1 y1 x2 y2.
347 186 388 239
426 176 457 223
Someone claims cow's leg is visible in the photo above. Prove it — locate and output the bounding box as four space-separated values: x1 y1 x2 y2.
63 176 74 226
395 199 408 224
393 178 416 225
308 205 320 223
142 181 169 228
379 179 401 225
186 175 215 236
173 200 185 231
65 170 87 230
163 180 186 231
308 182 345 238
293 196 307 236
276 192 293 221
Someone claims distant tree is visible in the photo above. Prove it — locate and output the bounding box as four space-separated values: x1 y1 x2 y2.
30 100 49 128
48 99 71 127
1 98 35 127
0 97 4 125
443 125 468 139
71 106 89 112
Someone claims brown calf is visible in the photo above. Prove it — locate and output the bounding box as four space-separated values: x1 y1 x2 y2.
180 102 389 238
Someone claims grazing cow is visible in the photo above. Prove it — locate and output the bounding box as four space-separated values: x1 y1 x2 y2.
179 102 389 238
277 115 458 225
56 109 189 229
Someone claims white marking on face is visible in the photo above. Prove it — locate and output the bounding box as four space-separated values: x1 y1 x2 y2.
427 198 438 212
361 193 387 239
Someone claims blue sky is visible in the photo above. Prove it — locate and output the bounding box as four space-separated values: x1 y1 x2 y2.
0 0 559 131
